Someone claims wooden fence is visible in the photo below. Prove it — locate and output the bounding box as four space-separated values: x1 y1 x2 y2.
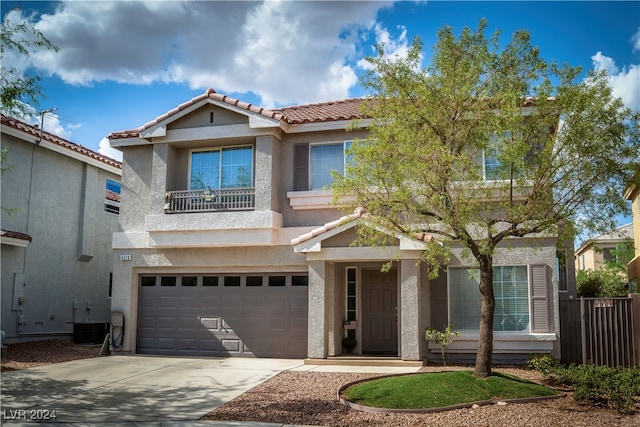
560 295 639 367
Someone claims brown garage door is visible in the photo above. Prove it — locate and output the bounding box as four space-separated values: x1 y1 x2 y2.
137 274 308 358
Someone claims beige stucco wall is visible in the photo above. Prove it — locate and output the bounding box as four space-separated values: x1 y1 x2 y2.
424 236 560 362
111 99 565 362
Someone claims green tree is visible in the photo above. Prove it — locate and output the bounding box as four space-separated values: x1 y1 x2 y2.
603 240 635 274
1 6 58 117
576 269 628 297
333 20 638 378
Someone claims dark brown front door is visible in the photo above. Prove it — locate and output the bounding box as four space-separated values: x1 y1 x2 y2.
362 268 398 354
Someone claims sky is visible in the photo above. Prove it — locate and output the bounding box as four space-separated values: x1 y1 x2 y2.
2 1 639 165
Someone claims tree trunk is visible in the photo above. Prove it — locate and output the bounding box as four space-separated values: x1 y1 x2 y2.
474 256 495 378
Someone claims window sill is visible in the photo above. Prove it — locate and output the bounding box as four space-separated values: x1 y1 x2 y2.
287 190 334 210
427 332 556 353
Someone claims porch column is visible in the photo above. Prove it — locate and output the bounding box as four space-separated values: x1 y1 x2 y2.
400 258 422 360
254 135 280 211
150 143 169 214
307 260 327 358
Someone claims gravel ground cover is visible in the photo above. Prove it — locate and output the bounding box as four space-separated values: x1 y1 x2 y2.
2 340 638 426
1 339 100 371
204 366 640 426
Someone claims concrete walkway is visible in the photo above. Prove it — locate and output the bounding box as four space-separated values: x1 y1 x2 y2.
1 355 421 426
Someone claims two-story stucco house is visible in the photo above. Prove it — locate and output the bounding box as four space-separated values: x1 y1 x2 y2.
109 89 569 362
1 115 122 344
575 223 634 272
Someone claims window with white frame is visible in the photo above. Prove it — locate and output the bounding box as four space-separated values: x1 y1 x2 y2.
104 179 121 214
190 146 253 190
345 267 357 341
449 266 530 332
475 132 524 181
309 141 352 190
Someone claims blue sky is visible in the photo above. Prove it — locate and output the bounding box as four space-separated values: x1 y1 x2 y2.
3 0 639 168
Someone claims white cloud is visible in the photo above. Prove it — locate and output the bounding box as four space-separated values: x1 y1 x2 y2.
40 112 71 140
632 27 640 52
98 137 123 162
592 52 640 112
357 22 412 70
13 0 397 106
10 103 72 140
591 51 618 75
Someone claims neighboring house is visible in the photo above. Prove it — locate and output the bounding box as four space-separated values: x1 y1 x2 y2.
1 115 122 344
109 89 572 362
574 223 634 271
625 183 640 287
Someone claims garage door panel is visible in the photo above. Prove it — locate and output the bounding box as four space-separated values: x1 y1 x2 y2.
200 339 219 351
138 275 308 357
238 317 266 332
267 318 288 332
222 339 241 352
158 297 179 308
200 317 219 330
266 296 287 311
222 295 242 308
137 315 157 328
290 317 307 332
244 296 265 309
156 317 179 329
177 338 198 351
156 338 176 350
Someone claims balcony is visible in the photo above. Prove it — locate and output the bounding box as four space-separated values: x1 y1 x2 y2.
164 188 255 213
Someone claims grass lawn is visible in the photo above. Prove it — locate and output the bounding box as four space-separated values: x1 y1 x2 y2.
343 371 557 409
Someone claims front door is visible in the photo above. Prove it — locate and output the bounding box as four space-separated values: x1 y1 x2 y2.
362 268 398 354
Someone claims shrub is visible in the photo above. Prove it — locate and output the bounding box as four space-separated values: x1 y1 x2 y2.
525 353 556 373
576 269 627 297
546 364 640 414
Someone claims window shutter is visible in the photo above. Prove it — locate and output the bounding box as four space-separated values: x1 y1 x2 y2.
293 143 309 191
529 264 549 332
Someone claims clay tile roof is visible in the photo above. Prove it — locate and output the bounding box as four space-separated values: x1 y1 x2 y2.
291 206 437 247
108 89 369 139
273 98 367 124
291 207 367 246
105 189 121 203
1 229 32 243
1 115 122 169
109 88 284 140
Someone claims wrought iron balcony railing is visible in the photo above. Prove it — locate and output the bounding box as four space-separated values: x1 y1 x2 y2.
164 188 255 213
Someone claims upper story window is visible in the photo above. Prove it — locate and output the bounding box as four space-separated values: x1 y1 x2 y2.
190 146 253 190
105 179 121 214
475 132 524 181
294 141 352 191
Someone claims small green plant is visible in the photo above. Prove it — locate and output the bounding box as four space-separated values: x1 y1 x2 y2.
525 353 557 373
425 325 460 366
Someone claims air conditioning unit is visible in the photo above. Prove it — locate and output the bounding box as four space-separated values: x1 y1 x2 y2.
73 322 109 345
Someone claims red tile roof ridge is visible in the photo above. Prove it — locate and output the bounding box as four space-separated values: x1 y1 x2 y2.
1 115 122 169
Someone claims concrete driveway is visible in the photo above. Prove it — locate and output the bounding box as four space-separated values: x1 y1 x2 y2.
1 355 304 424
